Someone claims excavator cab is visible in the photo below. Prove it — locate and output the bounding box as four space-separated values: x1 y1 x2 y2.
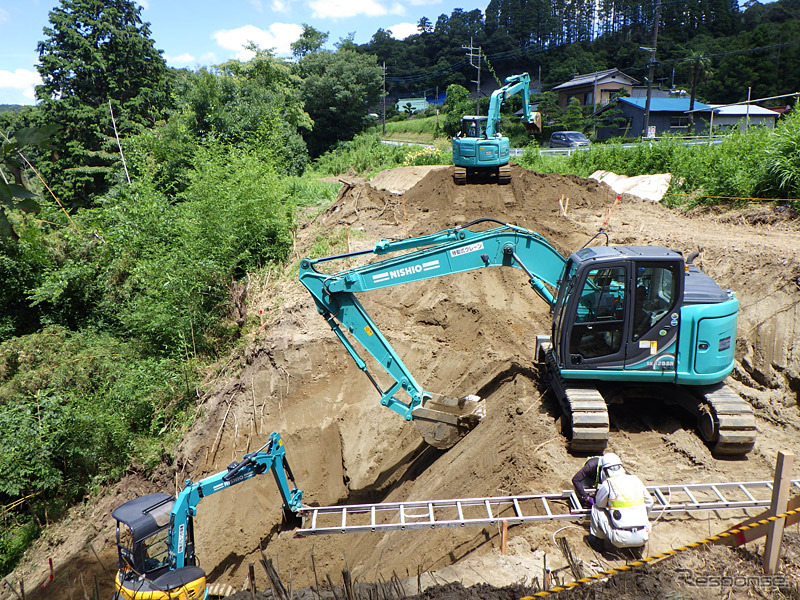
112 493 206 600
459 116 487 139
550 246 683 373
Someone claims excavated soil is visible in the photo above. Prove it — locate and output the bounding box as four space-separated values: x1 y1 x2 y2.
8 165 800 600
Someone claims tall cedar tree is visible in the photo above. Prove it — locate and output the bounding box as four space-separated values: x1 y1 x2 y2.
36 0 170 207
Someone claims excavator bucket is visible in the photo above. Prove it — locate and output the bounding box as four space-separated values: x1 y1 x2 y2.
523 112 543 134
411 395 486 449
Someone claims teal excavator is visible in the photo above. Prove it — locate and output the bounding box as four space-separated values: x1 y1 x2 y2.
451 73 542 184
111 432 304 600
299 219 756 455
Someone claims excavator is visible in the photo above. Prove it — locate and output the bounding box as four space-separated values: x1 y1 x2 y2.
299 219 756 455
451 72 542 185
111 432 304 600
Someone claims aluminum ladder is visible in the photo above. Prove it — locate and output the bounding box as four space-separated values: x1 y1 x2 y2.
295 479 800 537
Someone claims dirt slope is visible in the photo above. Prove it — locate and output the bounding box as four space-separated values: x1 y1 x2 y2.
8 165 800 600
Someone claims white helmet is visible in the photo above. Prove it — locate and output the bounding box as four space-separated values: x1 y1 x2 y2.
599 453 624 481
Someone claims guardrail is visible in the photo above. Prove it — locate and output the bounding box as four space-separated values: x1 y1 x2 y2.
381 136 725 157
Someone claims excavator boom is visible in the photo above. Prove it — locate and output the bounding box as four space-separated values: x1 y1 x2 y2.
299 219 566 448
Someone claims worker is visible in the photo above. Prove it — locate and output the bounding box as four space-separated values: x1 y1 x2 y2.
572 455 602 508
588 453 653 552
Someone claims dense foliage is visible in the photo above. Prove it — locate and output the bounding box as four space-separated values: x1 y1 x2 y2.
360 0 800 111
516 109 800 206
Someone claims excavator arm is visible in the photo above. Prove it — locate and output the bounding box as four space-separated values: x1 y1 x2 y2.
169 432 303 568
485 73 542 137
299 219 566 447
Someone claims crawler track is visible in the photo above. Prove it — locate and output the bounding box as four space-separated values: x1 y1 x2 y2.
542 344 609 453
694 383 757 456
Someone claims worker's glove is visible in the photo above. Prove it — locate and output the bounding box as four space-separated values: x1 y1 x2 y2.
586 497 595 506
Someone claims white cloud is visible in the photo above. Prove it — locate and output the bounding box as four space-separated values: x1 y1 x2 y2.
271 0 289 12
164 52 196 66
0 69 41 101
387 22 418 40
249 0 264 12
137 0 150 9
213 23 304 59
0 8 10 24
406 0 439 4
309 0 391 19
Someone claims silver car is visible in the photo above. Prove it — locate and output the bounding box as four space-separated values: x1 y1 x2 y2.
549 131 591 148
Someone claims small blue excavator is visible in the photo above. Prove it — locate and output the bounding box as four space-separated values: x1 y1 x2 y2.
111 432 304 600
299 219 756 455
451 73 542 184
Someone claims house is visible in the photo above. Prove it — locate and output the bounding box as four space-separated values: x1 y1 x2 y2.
395 97 429 114
552 68 639 108
595 97 711 139
705 104 779 131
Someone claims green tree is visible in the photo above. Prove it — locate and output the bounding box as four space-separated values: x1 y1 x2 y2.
35 0 170 206
442 84 472 137
296 49 382 156
291 24 329 57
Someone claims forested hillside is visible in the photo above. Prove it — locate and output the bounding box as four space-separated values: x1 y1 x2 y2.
1 0 799 579
361 0 800 104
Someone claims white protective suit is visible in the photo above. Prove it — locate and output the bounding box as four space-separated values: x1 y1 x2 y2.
590 470 654 548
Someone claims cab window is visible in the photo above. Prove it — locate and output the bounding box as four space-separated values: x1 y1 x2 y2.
633 264 678 340
570 267 626 359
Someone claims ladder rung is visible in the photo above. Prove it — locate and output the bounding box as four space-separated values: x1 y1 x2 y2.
513 498 523 518
428 502 434 525
683 486 699 505
653 488 669 506
457 501 464 524
341 507 346 530
711 485 727 504
485 499 494 521
739 484 756 502
371 505 376 528
541 497 552 516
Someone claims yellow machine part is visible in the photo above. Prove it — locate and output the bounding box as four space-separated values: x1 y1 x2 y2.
114 570 206 600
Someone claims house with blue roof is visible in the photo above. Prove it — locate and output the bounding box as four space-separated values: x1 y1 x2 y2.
596 97 712 139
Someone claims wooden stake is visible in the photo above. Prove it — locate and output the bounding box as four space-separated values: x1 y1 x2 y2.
249 563 257 599
500 520 508 555
763 450 794 574
543 553 549 590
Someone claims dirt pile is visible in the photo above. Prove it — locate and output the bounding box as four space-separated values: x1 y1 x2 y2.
8 165 800 600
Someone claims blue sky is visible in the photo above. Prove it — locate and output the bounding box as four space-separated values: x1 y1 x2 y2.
0 0 489 105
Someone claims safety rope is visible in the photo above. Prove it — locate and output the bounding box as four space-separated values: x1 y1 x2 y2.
520 504 800 598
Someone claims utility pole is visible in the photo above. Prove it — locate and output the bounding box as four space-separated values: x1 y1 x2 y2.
381 61 386 135
463 38 482 115
642 0 661 138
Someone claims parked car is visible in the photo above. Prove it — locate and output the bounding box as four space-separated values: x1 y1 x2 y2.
549 131 591 148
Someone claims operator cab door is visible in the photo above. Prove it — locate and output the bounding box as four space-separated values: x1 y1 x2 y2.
623 262 682 374
557 263 628 369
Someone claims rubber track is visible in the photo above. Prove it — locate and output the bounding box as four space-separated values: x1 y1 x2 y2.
698 383 757 456
453 167 467 185
544 346 609 453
